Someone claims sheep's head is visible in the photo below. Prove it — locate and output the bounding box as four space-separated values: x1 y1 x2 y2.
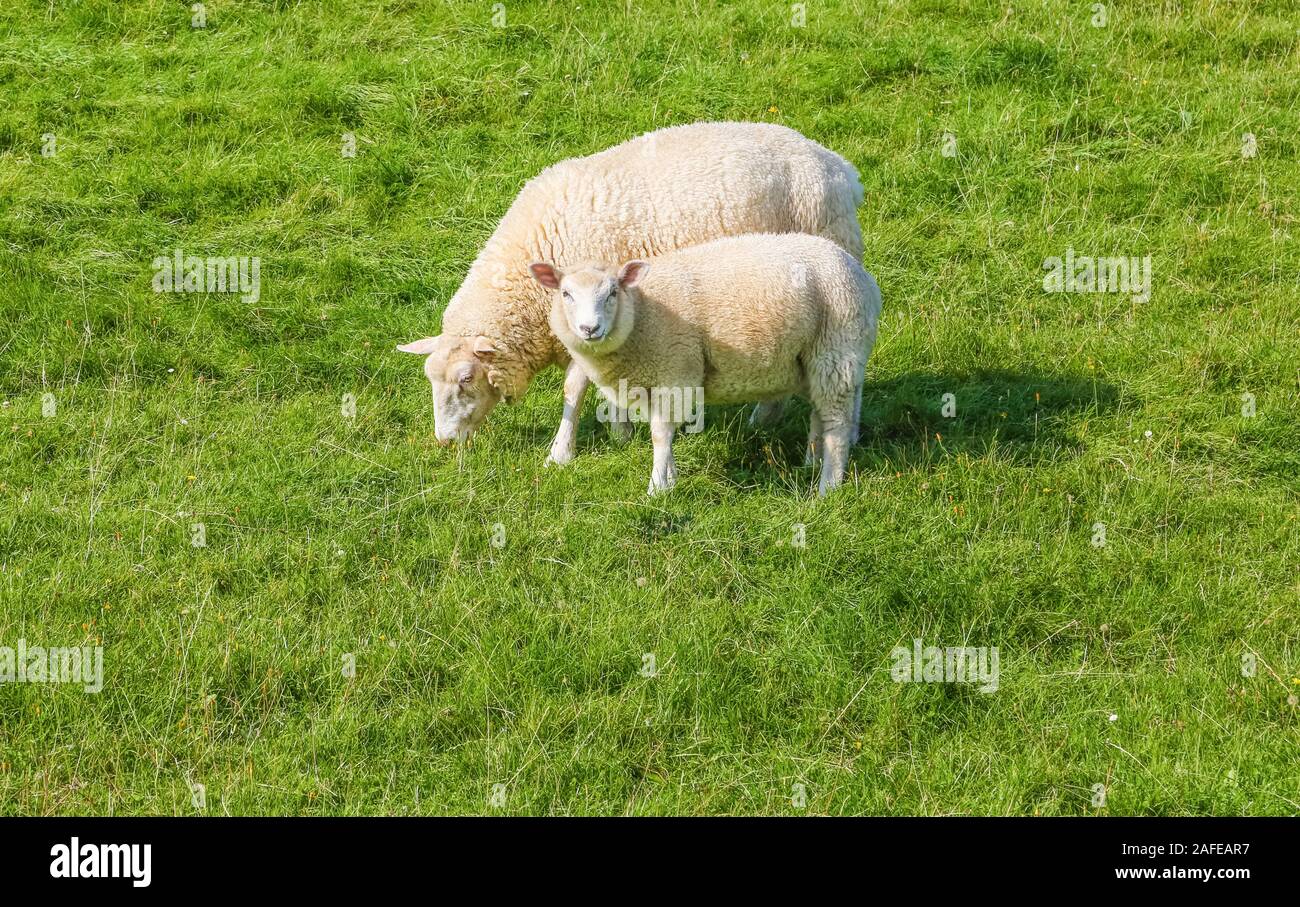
395 334 504 445
528 259 647 351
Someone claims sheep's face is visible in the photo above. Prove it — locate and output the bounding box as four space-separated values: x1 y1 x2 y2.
528 260 649 349
396 334 503 445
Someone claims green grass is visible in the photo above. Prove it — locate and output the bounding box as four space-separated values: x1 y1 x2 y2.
1 0 1297 815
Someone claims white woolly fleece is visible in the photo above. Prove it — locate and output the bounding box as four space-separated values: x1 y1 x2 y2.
541 232 882 495
440 121 865 398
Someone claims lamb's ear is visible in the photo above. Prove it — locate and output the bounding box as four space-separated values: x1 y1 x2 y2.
396 336 441 354
617 260 650 289
472 335 498 359
528 262 562 289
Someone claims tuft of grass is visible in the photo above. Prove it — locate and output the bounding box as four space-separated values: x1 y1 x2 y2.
0 0 1296 815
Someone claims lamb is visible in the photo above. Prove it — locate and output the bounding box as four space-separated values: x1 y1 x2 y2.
528 233 882 496
396 121 864 464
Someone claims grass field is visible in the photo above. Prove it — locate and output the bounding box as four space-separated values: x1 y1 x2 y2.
1 0 1297 816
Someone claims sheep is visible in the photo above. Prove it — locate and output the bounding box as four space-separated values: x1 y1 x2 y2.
396 121 864 464
528 232 882 496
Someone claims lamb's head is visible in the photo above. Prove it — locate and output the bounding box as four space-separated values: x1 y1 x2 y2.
528 259 648 352
395 334 505 445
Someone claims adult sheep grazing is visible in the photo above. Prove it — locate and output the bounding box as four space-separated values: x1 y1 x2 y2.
397 121 864 464
529 233 882 496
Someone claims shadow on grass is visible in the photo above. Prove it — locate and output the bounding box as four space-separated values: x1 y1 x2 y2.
505 368 1120 486
726 369 1121 483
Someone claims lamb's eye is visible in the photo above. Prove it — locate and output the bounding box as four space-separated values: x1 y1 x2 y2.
562 290 572 301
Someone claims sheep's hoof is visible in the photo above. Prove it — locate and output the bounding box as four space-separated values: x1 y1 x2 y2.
749 399 786 427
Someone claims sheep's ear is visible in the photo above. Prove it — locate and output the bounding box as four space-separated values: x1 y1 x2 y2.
396 336 441 354
529 262 562 289
618 260 650 289
472 335 498 359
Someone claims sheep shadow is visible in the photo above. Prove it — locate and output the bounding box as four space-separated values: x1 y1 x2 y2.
514 367 1120 486
715 369 1122 484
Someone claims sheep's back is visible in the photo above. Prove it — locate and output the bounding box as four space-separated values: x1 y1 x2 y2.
498 122 863 268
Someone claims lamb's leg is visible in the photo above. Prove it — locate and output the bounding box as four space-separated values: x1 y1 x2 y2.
607 404 634 443
805 409 824 467
647 415 679 495
818 418 853 496
749 398 787 428
810 352 860 495
546 359 589 467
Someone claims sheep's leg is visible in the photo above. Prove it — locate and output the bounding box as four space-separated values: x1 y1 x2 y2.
607 404 634 443
647 416 679 495
748 398 787 428
805 409 824 467
818 417 853 496
546 360 589 466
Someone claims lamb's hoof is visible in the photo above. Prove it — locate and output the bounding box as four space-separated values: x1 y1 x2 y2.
647 476 677 496
545 447 574 468
817 478 843 497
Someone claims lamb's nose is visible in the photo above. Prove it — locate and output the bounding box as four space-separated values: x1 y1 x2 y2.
579 323 598 338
